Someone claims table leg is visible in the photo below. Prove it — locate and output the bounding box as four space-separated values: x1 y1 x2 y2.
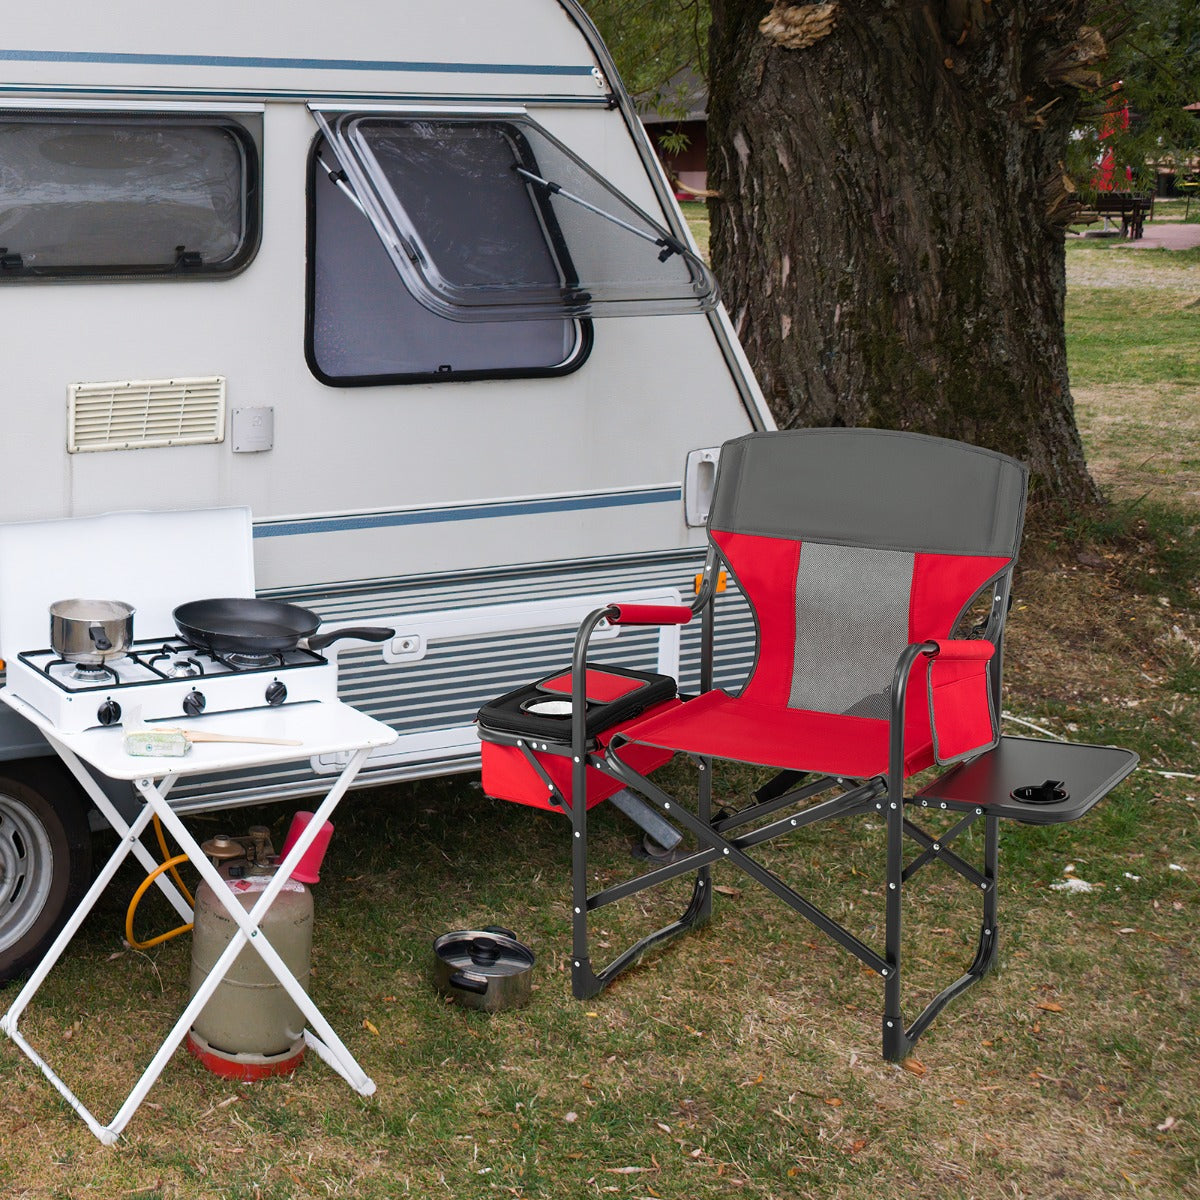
47 738 192 922
131 749 377 1096
3 744 379 1144
0 803 156 1144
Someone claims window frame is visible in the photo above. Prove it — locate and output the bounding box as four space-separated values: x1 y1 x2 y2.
310 105 719 322
0 107 262 282
303 133 592 388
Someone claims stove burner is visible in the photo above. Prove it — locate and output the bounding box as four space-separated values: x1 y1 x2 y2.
223 651 282 670
69 661 120 684
147 646 205 679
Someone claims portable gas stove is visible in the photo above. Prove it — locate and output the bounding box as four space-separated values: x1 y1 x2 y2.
9 637 337 733
0 507 337 733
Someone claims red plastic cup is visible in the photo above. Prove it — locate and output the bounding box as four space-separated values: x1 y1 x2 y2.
279 811 333 884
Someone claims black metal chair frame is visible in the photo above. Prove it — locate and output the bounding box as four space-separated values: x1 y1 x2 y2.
507 547 1010 1062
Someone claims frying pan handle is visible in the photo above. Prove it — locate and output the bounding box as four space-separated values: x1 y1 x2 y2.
306 626 395 653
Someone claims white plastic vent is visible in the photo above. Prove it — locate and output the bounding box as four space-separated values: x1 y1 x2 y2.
68 376 226 453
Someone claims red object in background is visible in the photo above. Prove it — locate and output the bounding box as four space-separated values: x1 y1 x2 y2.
1093 82 1130 192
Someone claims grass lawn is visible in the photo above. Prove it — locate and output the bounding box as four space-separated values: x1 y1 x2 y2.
1 231 1197 1199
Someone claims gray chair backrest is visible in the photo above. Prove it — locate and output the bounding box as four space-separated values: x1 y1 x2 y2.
709 429 1028 558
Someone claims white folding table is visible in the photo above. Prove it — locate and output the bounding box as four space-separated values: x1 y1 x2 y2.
0 692 397 1145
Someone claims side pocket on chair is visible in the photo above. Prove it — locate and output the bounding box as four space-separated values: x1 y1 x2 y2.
927 652 999 765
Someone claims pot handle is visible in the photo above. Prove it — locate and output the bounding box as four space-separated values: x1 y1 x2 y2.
306 626 395 653
449 970 490 995
88 624 113 652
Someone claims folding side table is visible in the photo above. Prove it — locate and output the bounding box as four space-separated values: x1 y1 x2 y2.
0 693 396 1145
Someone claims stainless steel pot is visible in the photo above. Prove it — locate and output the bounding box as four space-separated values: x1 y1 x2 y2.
49 599 135 665
432 928 534 1012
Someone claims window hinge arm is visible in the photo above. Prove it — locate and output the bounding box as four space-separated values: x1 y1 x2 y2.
513 166 681 259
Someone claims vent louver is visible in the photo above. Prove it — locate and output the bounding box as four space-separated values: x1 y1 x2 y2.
68 376 226 453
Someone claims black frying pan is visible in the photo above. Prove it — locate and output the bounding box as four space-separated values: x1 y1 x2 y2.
174 598 393 656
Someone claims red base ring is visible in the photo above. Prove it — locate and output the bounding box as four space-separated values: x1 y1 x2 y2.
186 1030 305 1081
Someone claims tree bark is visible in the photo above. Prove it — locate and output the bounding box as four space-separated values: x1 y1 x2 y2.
708 0 1101 507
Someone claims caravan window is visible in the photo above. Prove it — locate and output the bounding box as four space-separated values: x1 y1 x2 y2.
305 134 590 385
0 112 259 279
311 111 718 322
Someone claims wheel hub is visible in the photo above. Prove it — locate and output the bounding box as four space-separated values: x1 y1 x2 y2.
0 795 54 950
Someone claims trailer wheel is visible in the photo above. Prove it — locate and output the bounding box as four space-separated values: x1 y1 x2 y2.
0 761 92 985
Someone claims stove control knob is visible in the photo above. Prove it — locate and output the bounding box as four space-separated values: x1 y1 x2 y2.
265 680 288 707
183 690 207 717
97 698 122 727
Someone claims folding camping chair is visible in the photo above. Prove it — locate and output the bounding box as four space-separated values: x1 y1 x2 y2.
477 428 1137 1060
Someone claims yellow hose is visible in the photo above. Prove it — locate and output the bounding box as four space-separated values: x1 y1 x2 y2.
152 814 194 908
125 815 197 950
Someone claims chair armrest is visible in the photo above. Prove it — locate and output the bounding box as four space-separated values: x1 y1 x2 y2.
605 603 693 626
922 638 995 663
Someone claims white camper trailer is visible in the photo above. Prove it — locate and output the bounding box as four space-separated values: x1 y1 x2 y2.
0 1 769 978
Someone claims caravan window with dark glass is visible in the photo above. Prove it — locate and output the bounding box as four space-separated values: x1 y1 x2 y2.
0 112 259 279
305 134 589 385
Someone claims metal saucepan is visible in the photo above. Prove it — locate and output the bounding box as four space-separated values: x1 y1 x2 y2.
173 597 393 657
50 598 135 665
432 928 535 1013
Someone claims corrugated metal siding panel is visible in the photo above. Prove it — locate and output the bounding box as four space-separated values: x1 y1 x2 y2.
166 550 754 811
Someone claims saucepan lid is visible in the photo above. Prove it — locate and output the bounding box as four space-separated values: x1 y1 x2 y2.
432 927 535 1011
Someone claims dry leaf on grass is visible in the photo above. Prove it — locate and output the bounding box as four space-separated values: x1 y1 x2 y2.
902 1058 927 1077
1037 1001 1065 1013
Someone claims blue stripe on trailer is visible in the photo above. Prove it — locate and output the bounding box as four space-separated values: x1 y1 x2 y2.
254 488 684 539
0 48 596 76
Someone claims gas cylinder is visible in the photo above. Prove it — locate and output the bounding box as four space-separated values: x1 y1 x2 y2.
186 859 314 1080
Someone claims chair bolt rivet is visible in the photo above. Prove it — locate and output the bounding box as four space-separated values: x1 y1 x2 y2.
790 819 797 827
933 843 941 852
723 848 730 855
574 961 580 968
890 802 898 810
574 831 581 838
976 808 983 815
574 907 581 914
886 1018 893 1025
940 802 948 809
889 882 896 890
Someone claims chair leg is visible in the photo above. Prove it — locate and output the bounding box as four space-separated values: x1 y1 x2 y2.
570 753 712 1000
882 778 911 1061
883 809 1002 1060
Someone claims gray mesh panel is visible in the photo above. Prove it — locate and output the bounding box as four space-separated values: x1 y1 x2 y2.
789 543 914 715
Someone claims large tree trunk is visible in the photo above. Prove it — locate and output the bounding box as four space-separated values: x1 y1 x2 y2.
708 0 1102 507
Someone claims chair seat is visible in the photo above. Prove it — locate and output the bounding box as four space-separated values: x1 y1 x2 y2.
618 690 935 779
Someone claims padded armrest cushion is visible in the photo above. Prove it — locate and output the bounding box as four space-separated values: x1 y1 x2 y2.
606 603 693 626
